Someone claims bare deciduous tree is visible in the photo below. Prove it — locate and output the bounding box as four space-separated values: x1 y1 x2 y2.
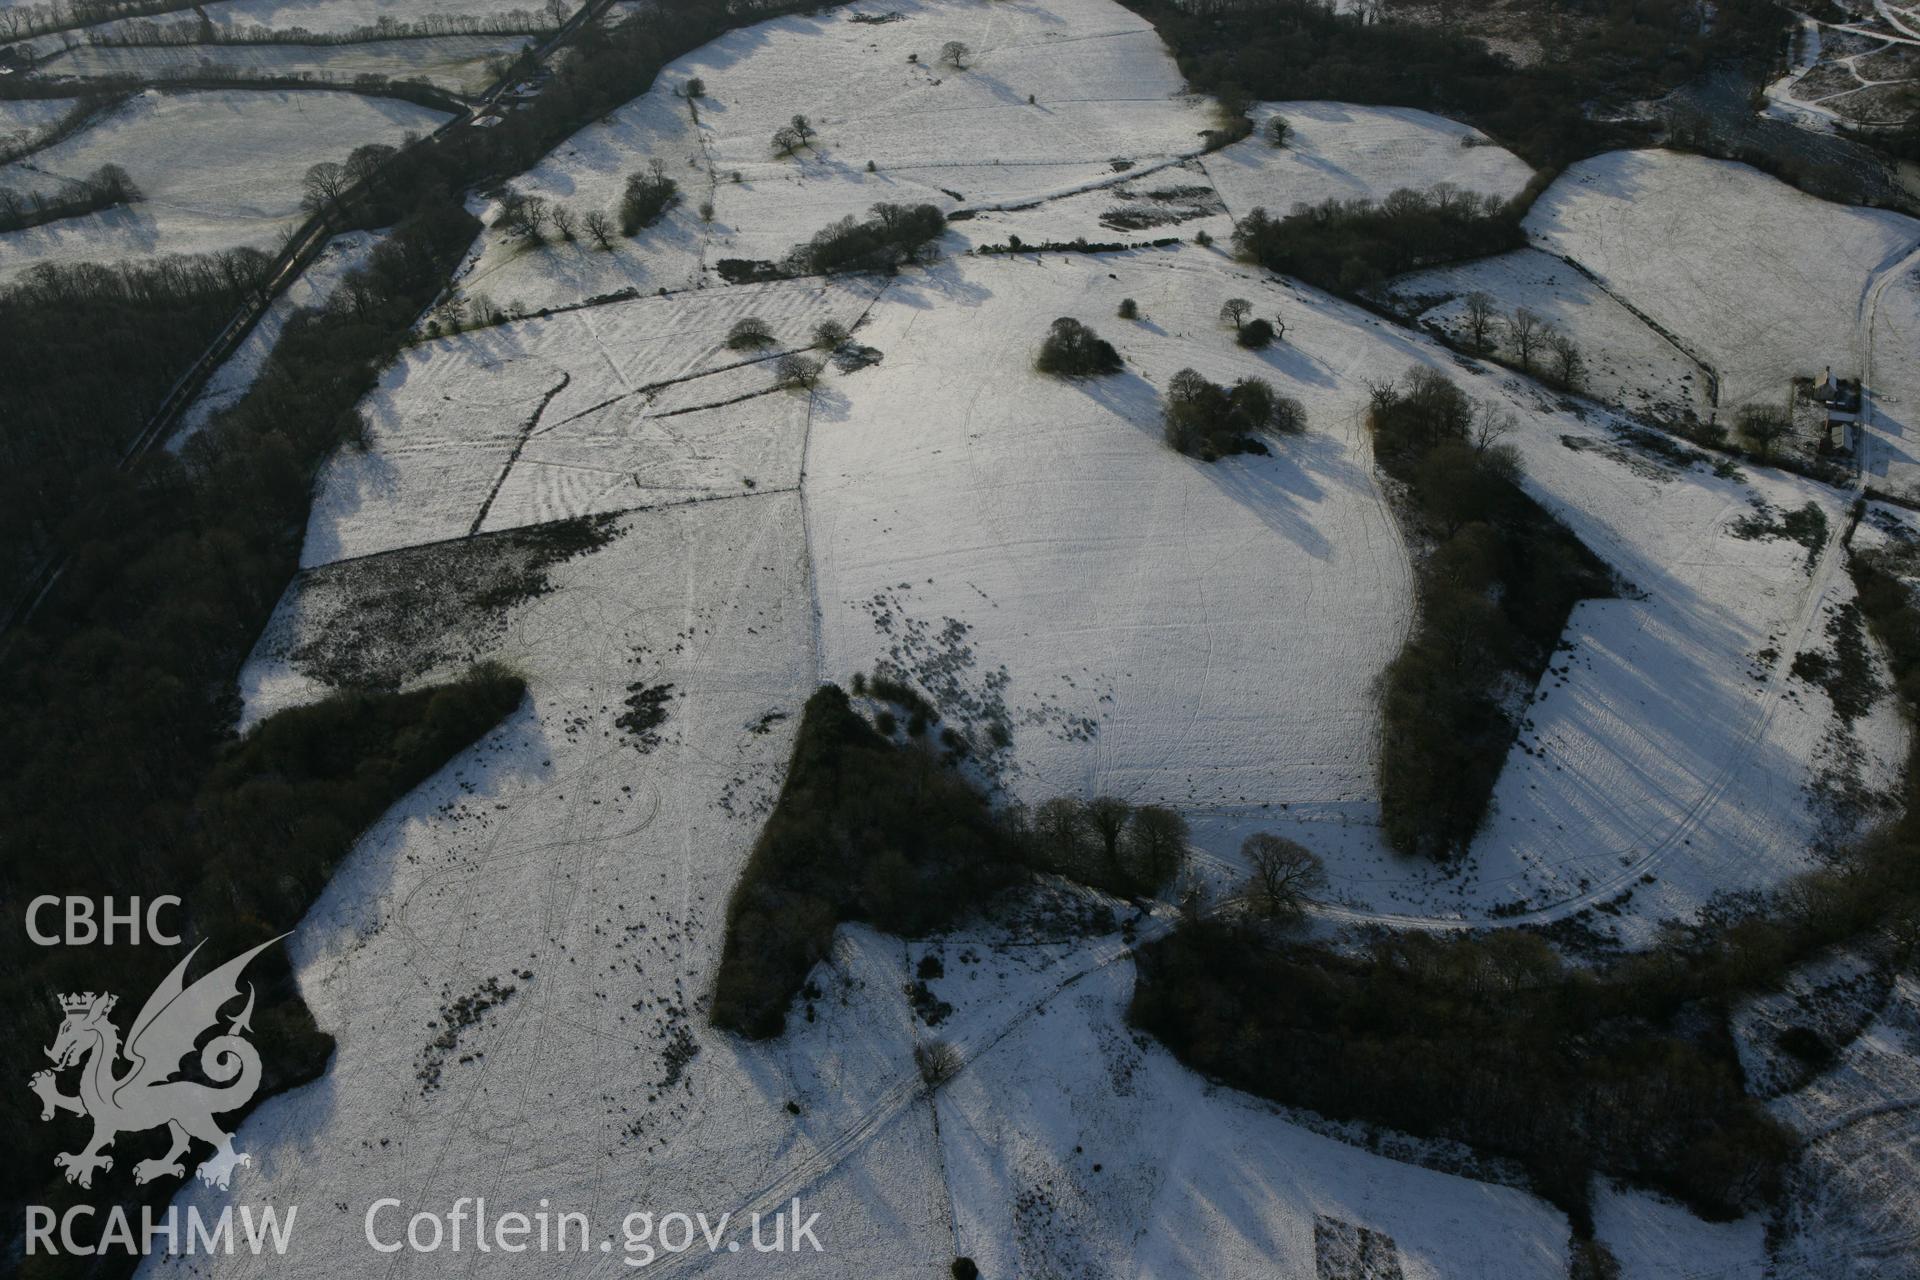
300 161 350 215
1123 804 1190 889
583 208 615 249
775 353 824 390
1736 404 1792 461
940 40 970 69
1545 328 1584 390
1471 402 1517 453
915 1039 961 1088
1507 306 1543 371
1241 832 1326 920
549 204 578 241
1219 297 1252 331
1463 290 1496 353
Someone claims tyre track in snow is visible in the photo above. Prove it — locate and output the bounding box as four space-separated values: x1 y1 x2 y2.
644 909 1178 1277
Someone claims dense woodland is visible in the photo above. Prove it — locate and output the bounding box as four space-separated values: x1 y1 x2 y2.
713 683 1025 1038
1368 366 1615 856
1117 0 1793 170
1231 185 1528 295
713 677 1198 1037
1131 920 1792 1228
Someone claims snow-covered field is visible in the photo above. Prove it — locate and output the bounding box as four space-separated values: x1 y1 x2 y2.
35 33 520 94
1522 149 1920 414
0 88 446 279
448 9 1536 320
1379 248 1712 424
315 217 1909 941
806 250 1415 811
302 275 882 565
446 0 1219 315
1205 100 1533 220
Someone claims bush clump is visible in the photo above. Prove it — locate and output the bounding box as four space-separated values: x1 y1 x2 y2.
1163 368 1303 459
774 353 824 389
620 162 680 235
787 202 945 274
727 316 775 349
1236 316 1275 349
1034 316 1123 377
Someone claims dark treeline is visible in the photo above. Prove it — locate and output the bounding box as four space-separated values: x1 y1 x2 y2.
0 160 140 231
0 242 269 601
2 1 820 1268
83 8 562 46
1130 921 1792 1230
7 668 526 1277
1115 0 1790 170
1232 185 1527 294
712 680 1195 1039
0 67 466 115
1369 366 1614 857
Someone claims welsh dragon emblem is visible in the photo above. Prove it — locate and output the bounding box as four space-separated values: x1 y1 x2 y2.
29 936 284 1191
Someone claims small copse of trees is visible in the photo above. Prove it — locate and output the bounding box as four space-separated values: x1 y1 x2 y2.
1163 368 1305 459
786 202 945 275
1034 316 1122 377
727 316 775 349
620 161 679 235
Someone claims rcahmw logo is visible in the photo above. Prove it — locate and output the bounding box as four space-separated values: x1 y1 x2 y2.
24 934 299 1258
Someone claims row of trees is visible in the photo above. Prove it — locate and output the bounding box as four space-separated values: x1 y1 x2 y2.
1018 795 1191 897
785 201 945 274
0 161 139 232
82 5 564 46
0 0 195 40
1458 294 1584 390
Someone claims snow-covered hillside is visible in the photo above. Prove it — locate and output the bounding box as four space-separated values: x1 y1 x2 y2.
100 1 1920 1276
1522 149 1920 414
0 88 448 279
